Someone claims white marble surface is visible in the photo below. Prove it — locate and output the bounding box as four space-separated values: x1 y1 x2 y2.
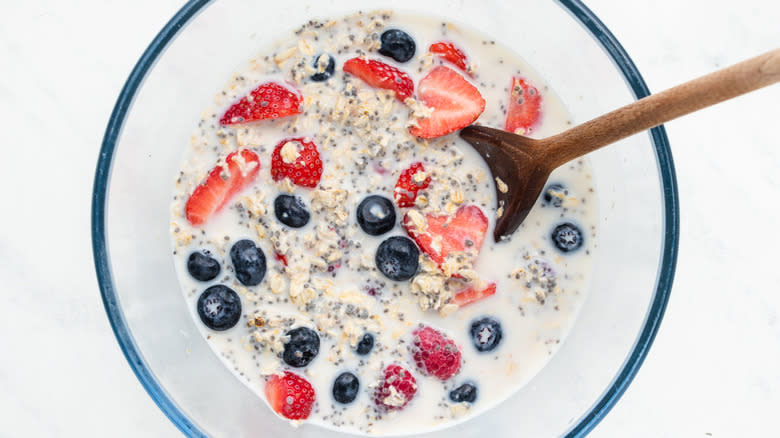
0 0 777 436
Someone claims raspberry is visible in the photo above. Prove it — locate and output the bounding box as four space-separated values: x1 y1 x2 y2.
374 364 417 411
411 325 462 380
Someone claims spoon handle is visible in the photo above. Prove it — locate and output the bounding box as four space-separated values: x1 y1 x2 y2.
543 48 780 167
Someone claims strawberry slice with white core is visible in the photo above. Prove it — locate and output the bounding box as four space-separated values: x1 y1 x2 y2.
504 76 542 134
403 204 488 266
343 57 414 101
185 149 260 226
409 66 485 139
452 282 497 307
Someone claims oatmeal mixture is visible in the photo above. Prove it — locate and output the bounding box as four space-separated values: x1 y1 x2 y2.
170 10 597 435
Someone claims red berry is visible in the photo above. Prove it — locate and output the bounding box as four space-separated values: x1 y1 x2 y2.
220 82 302 125
374 364 418 411
504 77 542 134
409 66 485 139
403 204 489 267
264 371 316 420
411 326 462 380
429 41 469 73
393 162 431 208
343 57 414 101
270 137 323 188
274 252 288 266
452 282 497 307
185 149 260 226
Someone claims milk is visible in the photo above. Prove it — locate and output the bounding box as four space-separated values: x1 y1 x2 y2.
170 10 597 436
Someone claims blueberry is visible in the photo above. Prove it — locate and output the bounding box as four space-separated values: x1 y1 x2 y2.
332 371 360 404
310 53 335 82
375 236 419 281
197 285 241 331
357 195 396 236
551 222 583 253
470 317 502 352
379 29 416 63
543 183 566 207
449 382 478 403
282 327 320 367
230 239 266 286
187 250 220 282
274 195 310 228
355 333 375 355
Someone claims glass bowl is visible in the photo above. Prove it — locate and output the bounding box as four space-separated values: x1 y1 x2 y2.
92 0 679 436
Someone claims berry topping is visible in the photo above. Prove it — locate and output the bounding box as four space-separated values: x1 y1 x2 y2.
378 29 416 63
187 250 220 282
185 149 260 226
282 327 320 368
265 371 315 420
543 183 566 207
274 252 288 266
355 333 375 356
403 204 488 267
196 285 241 331
452 282 497 307
375 236 420 281
504 77 542 135
270 137 323 188
429 41 469 72
219 82 302 125
343 57 414 101
470 317 503 352
408 66 485 139
393 162 431 208
411 325 462 380
449 383 477 403
274 194 311 228
229 239 266 286
374 364 417 411
357 195 396 235
551 222 583 253
332 371 360 404
310 53 335 82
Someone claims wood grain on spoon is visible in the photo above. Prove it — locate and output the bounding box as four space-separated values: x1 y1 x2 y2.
461 48 780 242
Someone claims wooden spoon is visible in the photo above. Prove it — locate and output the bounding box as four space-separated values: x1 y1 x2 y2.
460 48 780 242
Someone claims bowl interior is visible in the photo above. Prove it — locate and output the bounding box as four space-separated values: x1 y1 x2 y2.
95 0 677 436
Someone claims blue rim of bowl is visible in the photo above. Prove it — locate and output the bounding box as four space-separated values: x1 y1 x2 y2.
91 1 679 436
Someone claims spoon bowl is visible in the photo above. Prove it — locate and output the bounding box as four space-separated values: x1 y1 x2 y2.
459 126 550 242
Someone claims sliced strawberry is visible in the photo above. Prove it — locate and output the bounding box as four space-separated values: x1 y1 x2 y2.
274 252 288 266
270 137 323 188
343 57 414 101
504 77 542 134
185 149 260 226
452 282 497 307
264 371 316 420
220 82 302 125
403 204 488 266
409 66 485 139
429 41 469 73
394 162 431 208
